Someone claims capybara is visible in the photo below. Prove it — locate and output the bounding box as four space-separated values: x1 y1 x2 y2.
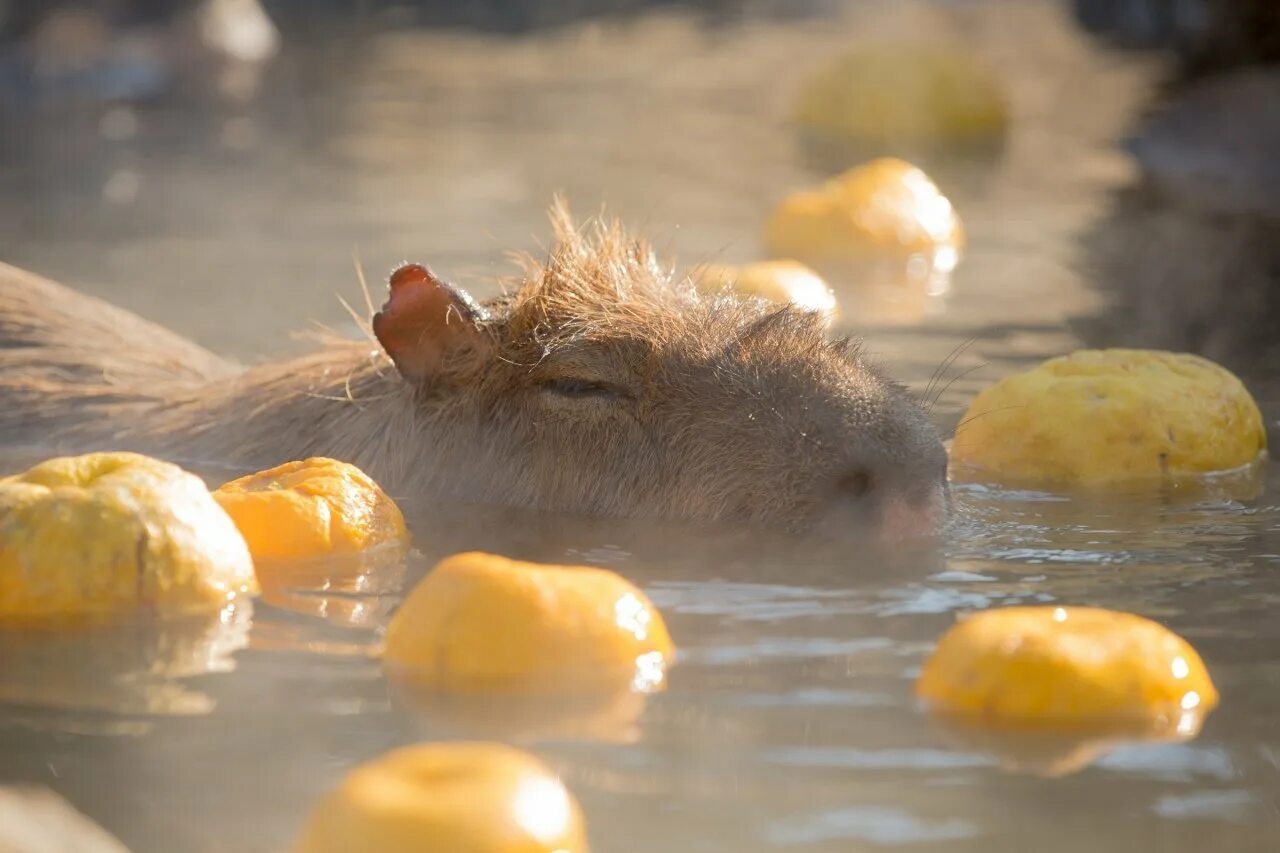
0 205 947 538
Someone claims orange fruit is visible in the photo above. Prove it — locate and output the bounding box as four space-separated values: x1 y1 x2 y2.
0 452 255 622
214 457 407 563
295 742 589 853
765 157 964 262
383 552 674 695
951 349 1267 489
692 260 838 318
917 606 1218 732
794 44 1007 148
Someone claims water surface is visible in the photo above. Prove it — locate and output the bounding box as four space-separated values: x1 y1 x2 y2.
1 2 1278 851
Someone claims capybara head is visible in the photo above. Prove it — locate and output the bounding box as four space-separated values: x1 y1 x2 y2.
372 205 947 539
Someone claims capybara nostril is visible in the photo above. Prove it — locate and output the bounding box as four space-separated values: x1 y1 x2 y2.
834 470 874 500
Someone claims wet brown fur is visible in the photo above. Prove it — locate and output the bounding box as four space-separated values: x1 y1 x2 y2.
0 203 945 530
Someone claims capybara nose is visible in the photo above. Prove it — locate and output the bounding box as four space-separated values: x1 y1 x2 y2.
877 489 947 542
823 463 947 541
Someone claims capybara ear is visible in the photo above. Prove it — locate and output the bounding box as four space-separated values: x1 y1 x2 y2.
372 263 490 384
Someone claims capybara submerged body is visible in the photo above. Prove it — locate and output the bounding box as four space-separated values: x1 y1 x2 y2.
0 206 946 538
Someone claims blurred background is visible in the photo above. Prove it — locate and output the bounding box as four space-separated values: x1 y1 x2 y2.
0 0 1276 408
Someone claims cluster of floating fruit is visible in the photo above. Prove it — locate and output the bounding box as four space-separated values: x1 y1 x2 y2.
692 38 1266 785
1 336 1267 847
926 346 1264 775
0 451 673 850
698 156 964 326
697 41 1001 325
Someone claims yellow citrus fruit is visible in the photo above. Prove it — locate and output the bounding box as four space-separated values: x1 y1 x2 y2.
692 260 838 318
916 606 1218 731
950 349 1267 488
383 552 674 694
213 458 408 563
794 44 1008 148
0 452 257 622
294 742 589 853
764 158 964 262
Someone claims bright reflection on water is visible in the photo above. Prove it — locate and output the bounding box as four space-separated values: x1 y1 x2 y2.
2 1 1280 851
